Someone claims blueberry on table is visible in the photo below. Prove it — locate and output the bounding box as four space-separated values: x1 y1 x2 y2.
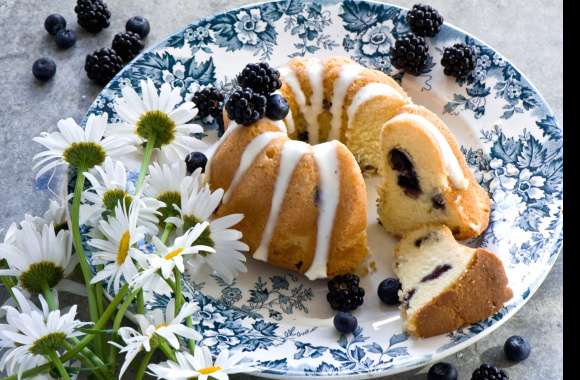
126 16 150 39
32 58 56 81
55 29 77 49
377 277 401 305
427 362 458 380
44 14 66 35
265 94 290 121
503 335 531 362
333 311 357 334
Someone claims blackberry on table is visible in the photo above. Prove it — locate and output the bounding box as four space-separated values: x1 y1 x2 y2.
75 0 111 33
193 87 225 119
112 32 144 62
390 34 431 76
406 3 444 37
471 364 509 380
327 274 365 312
441 43 476 79
225 88 267 126
237 63 282 95
85 48 124 85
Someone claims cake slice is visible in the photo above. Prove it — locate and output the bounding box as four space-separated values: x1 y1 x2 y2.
377 104 491 239
394 225 513 338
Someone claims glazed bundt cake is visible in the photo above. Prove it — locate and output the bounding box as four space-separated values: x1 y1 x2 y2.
207 118 368 280
394 225 512 338
377 104 491 239
278 56 410 173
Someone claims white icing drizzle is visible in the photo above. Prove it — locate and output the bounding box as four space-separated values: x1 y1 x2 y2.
346 83 403 128
284 108 296 135
279 60 324 144
305 141 340 280
328 64 363 140
389 113 469 190
222 131 286 203
206 121 241 182
254 140 310 262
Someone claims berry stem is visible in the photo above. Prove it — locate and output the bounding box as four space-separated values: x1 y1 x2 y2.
46 351 70 380
134 137 156 194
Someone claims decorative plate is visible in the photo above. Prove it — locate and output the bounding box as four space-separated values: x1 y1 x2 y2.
52 0 563 378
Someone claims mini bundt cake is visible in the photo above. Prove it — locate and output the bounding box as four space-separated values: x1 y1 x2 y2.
278 56 411 173
394 225 513 338
207 117 368 280
377 104 491 239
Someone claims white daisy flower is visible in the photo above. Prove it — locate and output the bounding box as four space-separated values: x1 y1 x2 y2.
131 222 214 295
148 345 254 380
88 200 152 294
81 157 164 231
108 78 206 162
144 160 189 224
24 199 69 233
32 113 136 177
187 214 248 284
0 288 88 378
0 220 76 294
114 299 201 378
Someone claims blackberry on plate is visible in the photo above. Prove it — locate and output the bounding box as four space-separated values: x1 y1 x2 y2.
85 48 124 85
377 278 401 306
192 87 225 119
265 93 289 121
32 58 56 82
185 152 208 174
427 362 458 380
333 312 358 334
55 29 77 49
390 34 431 76
44 14 66 35
471 364 509 380
503 335 531 362
237 62 282 95
327 274 365 312
406 3 444 37
75 0 111 33
441 43 476 79
126 16 150 39
225 88 267 126
112 32 144 62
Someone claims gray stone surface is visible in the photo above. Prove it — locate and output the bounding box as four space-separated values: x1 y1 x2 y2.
0 0 562 379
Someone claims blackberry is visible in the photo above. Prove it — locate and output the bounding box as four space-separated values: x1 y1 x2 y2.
192 87 225 119
112 32 144 62
441 43 476 79
126 16 151 39
327 274 365 312
406 3 444 37
44 14 67 35
390 34 431 76
471 364 509 380
185 152 208 174
237 63 282 95
85 48 124 85
32 58 56 82
225 88 267 126
75 0 111 33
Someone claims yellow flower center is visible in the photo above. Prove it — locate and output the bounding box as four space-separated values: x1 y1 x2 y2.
116 231 131 265
198 366 222 375
163 247 184 260
155 323 167 330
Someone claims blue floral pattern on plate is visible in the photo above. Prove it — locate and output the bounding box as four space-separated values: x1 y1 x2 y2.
72 1 563 378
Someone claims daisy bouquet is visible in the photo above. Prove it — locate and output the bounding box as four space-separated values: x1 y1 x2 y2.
0 79 254 380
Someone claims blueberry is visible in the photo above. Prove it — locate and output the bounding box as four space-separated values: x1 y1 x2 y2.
126 16 150 39
185 152 208 174
504 335 531 362
427 362 458 380
32 58 56 81
55 29 77 49
265 94 290 121
333 312 357 334
377 278 401 305
44 14 66 35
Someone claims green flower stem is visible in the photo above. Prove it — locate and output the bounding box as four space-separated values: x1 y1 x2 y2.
135 347 156 380
41 281 57 310
46 351 70 380
63 341 108 380
173 268 182 315
70 169 99 324
0 260 17 303
160 223 173 244
135 137 156 194
158 340 176 361
108 288 140 371
0 285 129 380
186 317 196 352
94 280 106 358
